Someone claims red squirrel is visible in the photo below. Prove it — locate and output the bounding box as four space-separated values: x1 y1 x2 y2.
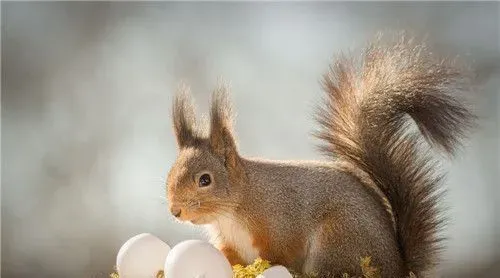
166 36 474 277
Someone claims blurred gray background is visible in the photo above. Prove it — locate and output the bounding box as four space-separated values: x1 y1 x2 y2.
2 2 499 277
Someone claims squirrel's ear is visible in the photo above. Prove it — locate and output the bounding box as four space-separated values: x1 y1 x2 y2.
209 84 239 167
172 85 198 148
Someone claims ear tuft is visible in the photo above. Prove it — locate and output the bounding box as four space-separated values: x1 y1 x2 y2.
211 83 234 136
172 84 200 148
209 83 239 165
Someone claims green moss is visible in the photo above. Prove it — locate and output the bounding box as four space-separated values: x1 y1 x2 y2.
233 257 272 278
111 256 417 278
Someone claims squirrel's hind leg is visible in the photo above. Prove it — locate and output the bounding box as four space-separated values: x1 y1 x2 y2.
302 216 404 278
302 218 363 277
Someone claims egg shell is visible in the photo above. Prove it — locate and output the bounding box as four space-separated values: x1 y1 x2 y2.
256 265 293 278
164 239 233 278
116 233 171 278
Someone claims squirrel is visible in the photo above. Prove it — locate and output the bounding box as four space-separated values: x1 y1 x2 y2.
166 36 475 277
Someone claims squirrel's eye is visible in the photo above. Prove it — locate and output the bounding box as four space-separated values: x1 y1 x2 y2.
198 173 211 187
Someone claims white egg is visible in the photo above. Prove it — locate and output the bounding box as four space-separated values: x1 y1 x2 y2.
116 233 171 278
164 239 233 278
256 265 293 278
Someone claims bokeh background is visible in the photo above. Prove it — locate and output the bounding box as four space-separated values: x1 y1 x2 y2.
2 2 499 277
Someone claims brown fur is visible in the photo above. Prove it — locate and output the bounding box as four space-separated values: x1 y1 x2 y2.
167 35 474 277
248 214 305 267
220 244 245 265
248 218 275 261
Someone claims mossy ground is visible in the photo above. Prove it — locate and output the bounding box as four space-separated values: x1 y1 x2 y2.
110 256 416 278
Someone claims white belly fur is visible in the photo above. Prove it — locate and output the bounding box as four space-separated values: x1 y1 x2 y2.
204 213 259 265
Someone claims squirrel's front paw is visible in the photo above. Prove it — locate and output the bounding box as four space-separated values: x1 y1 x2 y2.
219 244 245 266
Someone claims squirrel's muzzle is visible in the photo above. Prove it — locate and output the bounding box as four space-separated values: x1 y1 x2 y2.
170 206 182 218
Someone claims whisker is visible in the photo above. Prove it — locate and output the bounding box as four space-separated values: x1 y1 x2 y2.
201 199 240 207
186 199 199 209
178 197 253 228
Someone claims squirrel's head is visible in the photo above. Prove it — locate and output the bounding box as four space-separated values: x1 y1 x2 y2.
167 84 246 225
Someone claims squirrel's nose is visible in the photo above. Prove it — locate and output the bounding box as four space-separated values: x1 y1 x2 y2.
171 207 182 218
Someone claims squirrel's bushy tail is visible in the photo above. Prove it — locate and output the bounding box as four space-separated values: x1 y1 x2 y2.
315 35 474 275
